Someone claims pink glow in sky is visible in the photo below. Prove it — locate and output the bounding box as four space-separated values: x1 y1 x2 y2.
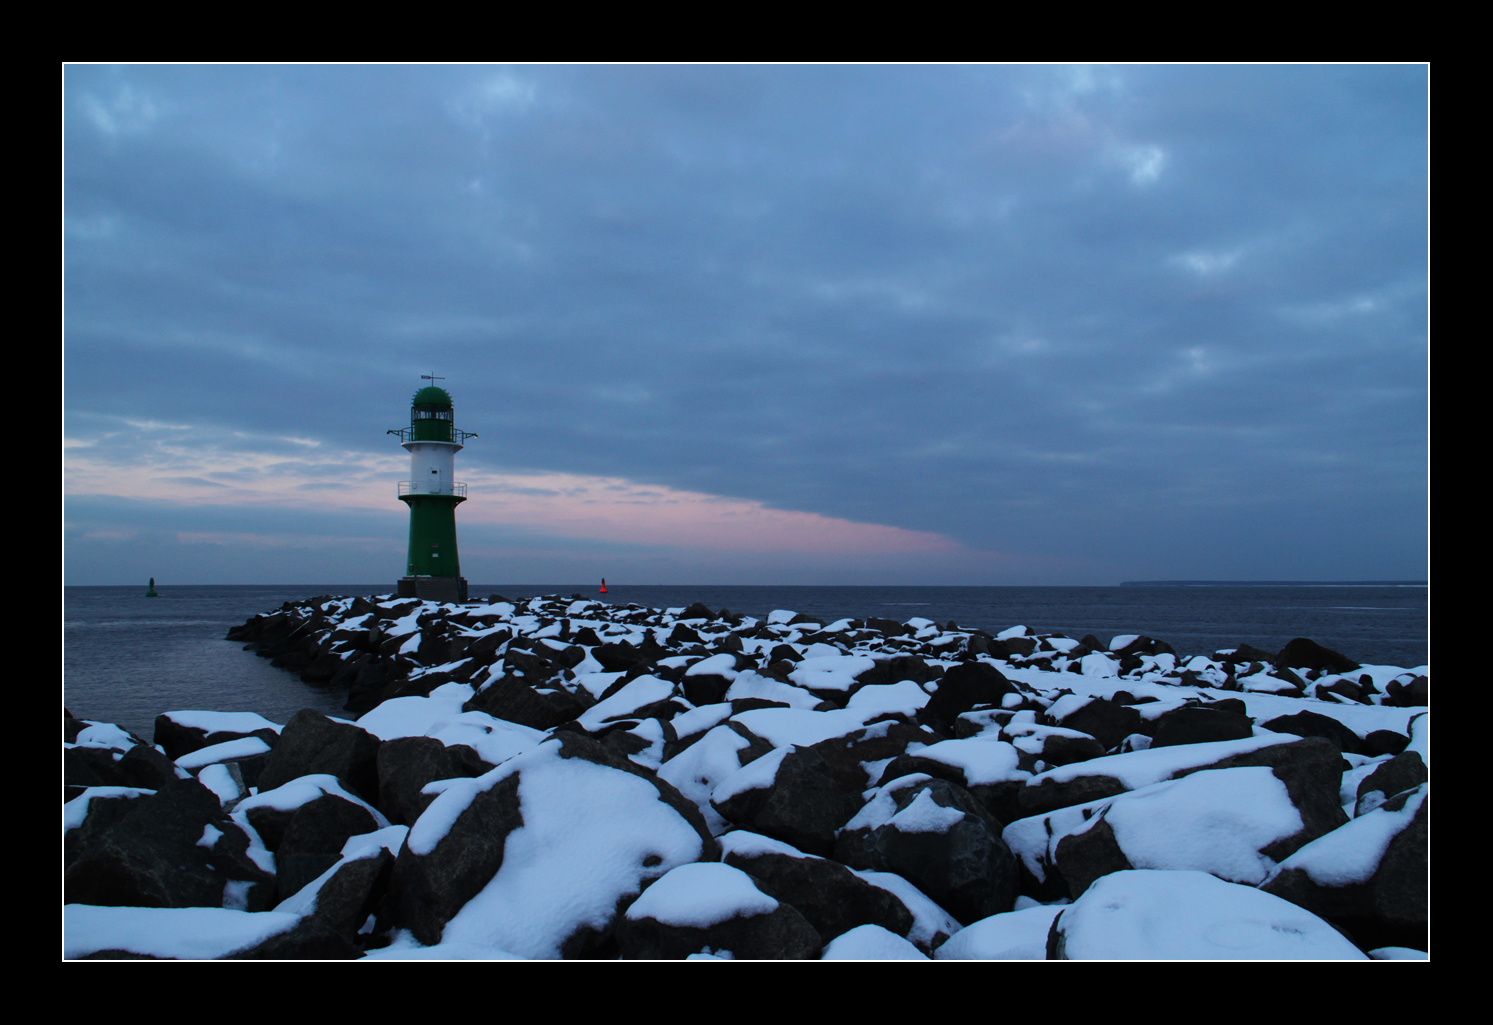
65 437 958 556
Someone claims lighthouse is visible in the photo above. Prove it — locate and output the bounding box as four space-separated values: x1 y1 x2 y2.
390 379 476 602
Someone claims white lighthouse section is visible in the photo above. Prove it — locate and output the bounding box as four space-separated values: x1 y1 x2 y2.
404 440 463 495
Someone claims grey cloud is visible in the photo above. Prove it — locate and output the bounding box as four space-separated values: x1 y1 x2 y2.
64 64 1427 582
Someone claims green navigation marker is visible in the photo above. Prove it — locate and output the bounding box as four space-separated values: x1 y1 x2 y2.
389 376 477 602
145 577 158 597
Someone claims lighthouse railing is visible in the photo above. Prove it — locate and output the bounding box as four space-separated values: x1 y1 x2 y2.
387 427 479 443
398 481 467 498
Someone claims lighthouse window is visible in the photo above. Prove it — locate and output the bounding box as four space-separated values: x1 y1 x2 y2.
431 468 439 474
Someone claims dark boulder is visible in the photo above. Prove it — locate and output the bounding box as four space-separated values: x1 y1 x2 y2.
462 675 573 731
385 732 717 957
720 832 918 948
1274 638 1360 674
274 793 384 899
711 746 863 858
1260 710 1364 756
153 714 281 761
1150 705 1255 748
834 775 1018 925
1262 784 1427 952
377 736 467 827
920 661 1014 733
615 862 821 959
1053 698 1143 752
1354 751 1428 817
255 710 382 805
64 778 274 911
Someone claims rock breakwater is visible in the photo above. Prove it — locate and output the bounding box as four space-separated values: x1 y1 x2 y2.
64 592 1428 959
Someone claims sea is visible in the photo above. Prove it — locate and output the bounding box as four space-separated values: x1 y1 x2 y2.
64 584 1429 742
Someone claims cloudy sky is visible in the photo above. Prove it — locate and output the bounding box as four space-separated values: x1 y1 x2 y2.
63 64 1427 586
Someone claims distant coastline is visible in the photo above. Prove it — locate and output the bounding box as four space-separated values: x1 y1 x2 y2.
1119 580 1427 587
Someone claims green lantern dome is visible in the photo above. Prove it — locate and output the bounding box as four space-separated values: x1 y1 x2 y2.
409 387 456 442
412 386 453 410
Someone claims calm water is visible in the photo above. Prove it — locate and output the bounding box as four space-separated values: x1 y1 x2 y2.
64 584 1428 741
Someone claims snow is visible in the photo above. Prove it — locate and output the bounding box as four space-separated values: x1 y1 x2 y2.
684 653 741 680
717 829 812 861
235 773 386 821
1044 694 1095 722
408 776 486 856
64 787 154 831
1196 687 1425 739
231 774 389 871
572 671 625 701
72 723 139 751
934 904 1065 960
273 826 409 917
1026 733 1295 793
158 710 283 735
174 737 271 770
1052 870 1366 960
823 924 928 960
196 764 240 805
575 674 676 731
725 672 823 710
729 707 869 749
1267 784 1426 887
889 788 966 834
426 712 545 767
658 724 758 835
342 823 409 860
1098 767 1303 885
905 739 1026 786
1080 653 1120 677
130 590 1426 959
360 929 525 960
842 774 934 833
64 905 302 960
847 868 962 949
668 702 735 739
625 862 777 926
1406 712 1428 767
1340 755 1393 814
1002 722 1096 759
1007 766 1306 888
845 680 930 718
788 654 877 693
436 741 709 958
623 718 669 771
355 687 473 740
1240 671 1299 694
712 749 788 805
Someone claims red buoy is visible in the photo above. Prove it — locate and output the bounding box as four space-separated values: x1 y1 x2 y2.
599 577 608 594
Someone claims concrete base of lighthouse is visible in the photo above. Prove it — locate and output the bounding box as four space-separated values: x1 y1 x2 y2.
397 576 469 602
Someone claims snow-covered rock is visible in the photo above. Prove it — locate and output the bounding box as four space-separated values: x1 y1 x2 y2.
65 593 1426 959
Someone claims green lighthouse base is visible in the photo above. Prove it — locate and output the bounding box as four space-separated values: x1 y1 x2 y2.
397 576 469 602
